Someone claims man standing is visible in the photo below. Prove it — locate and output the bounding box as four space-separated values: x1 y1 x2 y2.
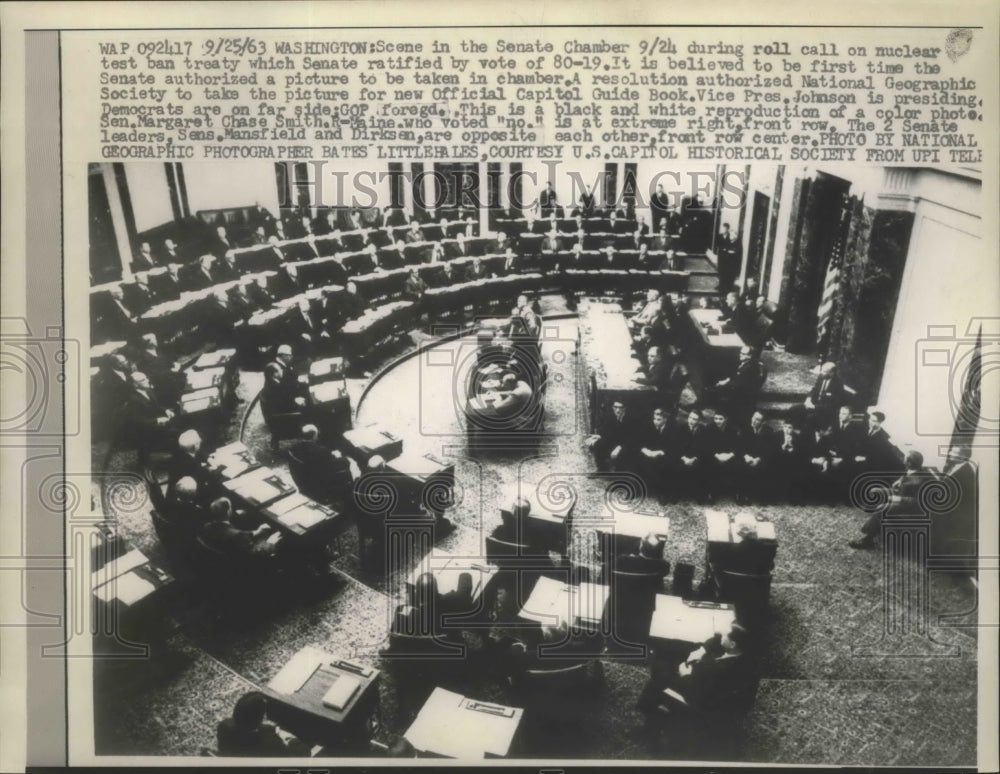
262 344 306 450
715 223 740 294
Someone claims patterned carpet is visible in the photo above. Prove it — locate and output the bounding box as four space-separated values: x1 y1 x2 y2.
92 313 979 765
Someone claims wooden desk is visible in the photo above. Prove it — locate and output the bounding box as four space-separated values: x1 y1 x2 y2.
342 424 403 464
206 440 261 480
222 466 297 509
386 451 455 515
264 646 381 750
519 576 609 632
91 548 173 608
648 594 736 646
260 492 348 539
687 308 744 383
578 300 656 432
404 687 523 759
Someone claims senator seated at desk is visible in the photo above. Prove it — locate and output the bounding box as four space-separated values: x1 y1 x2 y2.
287 424 359 507
637 621 751 717
199 496 281 569
217 691 310 757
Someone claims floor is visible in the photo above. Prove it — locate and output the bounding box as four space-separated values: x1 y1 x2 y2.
92 316 979 765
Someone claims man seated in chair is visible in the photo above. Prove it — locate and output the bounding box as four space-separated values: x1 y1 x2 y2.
161 476 212 548
629 289 664 333
217 691 310 757
289 424 358 504
199 497 281 567
167 430 212 497
637 622 750 716
849 450 937 550
584 399 638 472
615 533 671 580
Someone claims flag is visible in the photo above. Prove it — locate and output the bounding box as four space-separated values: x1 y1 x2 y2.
951 324 983 446
816 256 840 347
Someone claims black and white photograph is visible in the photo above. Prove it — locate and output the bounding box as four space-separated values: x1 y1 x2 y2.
83 157 988 764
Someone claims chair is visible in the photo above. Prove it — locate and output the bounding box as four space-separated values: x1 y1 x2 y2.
287 447 354 507
672 562 696 598
712 569 773 622
507 662 598 754
609 569 663 645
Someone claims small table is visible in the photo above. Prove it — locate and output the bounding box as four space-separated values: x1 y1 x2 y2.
648 594 736 647
519 576 609 632
263 646 381 751
404 687 523 759
342 424 403 464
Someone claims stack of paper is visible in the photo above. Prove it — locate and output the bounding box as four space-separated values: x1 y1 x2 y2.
321 674 361 710
268 648 324 695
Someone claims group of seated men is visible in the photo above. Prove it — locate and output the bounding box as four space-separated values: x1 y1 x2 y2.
585 399 913 505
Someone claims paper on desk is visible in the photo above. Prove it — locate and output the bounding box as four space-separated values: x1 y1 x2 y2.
213 441 249 457
405 688 485 759
266 492 311 516
321 673 360 710
91 548 147 589
281 503 327 531
518 576 569 626
112 571 157 606
268 648 324 695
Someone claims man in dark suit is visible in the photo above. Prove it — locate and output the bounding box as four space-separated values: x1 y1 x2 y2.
716 223 740 294
585 399 639 472
288 424 357 505
104 286 137 340
804 362 850 428
739 411 778 503
615 533 671 579
712 346 767 424
261 345 306 449
636 407 675 499
152 264 184 303
539 183 557 215
853 410 904 474
314 210 338 236
158 238 184 265
162 476 211 549
465 257 490 282
133 241 156 271
850 450 938 549
186 255 216 291
209 225 234 259
650 184 670 232
217 691 308 757
167 429 213 497
247 276 274 309
652 222 673 252
212 251 242 283
200 497 279 568
775 419 816 502
378 239 408 270
340 281 368 321
124 371 175 463
133 333 183 404
633 346 674 400
673 409 711 501
637 623 749 715
404 268 429 301
706 408 742 499
287 299 329 352
404 219 424 244
445 232 471 260
125 274 156 316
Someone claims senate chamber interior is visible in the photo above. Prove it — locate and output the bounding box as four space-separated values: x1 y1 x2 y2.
84 159 989 764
